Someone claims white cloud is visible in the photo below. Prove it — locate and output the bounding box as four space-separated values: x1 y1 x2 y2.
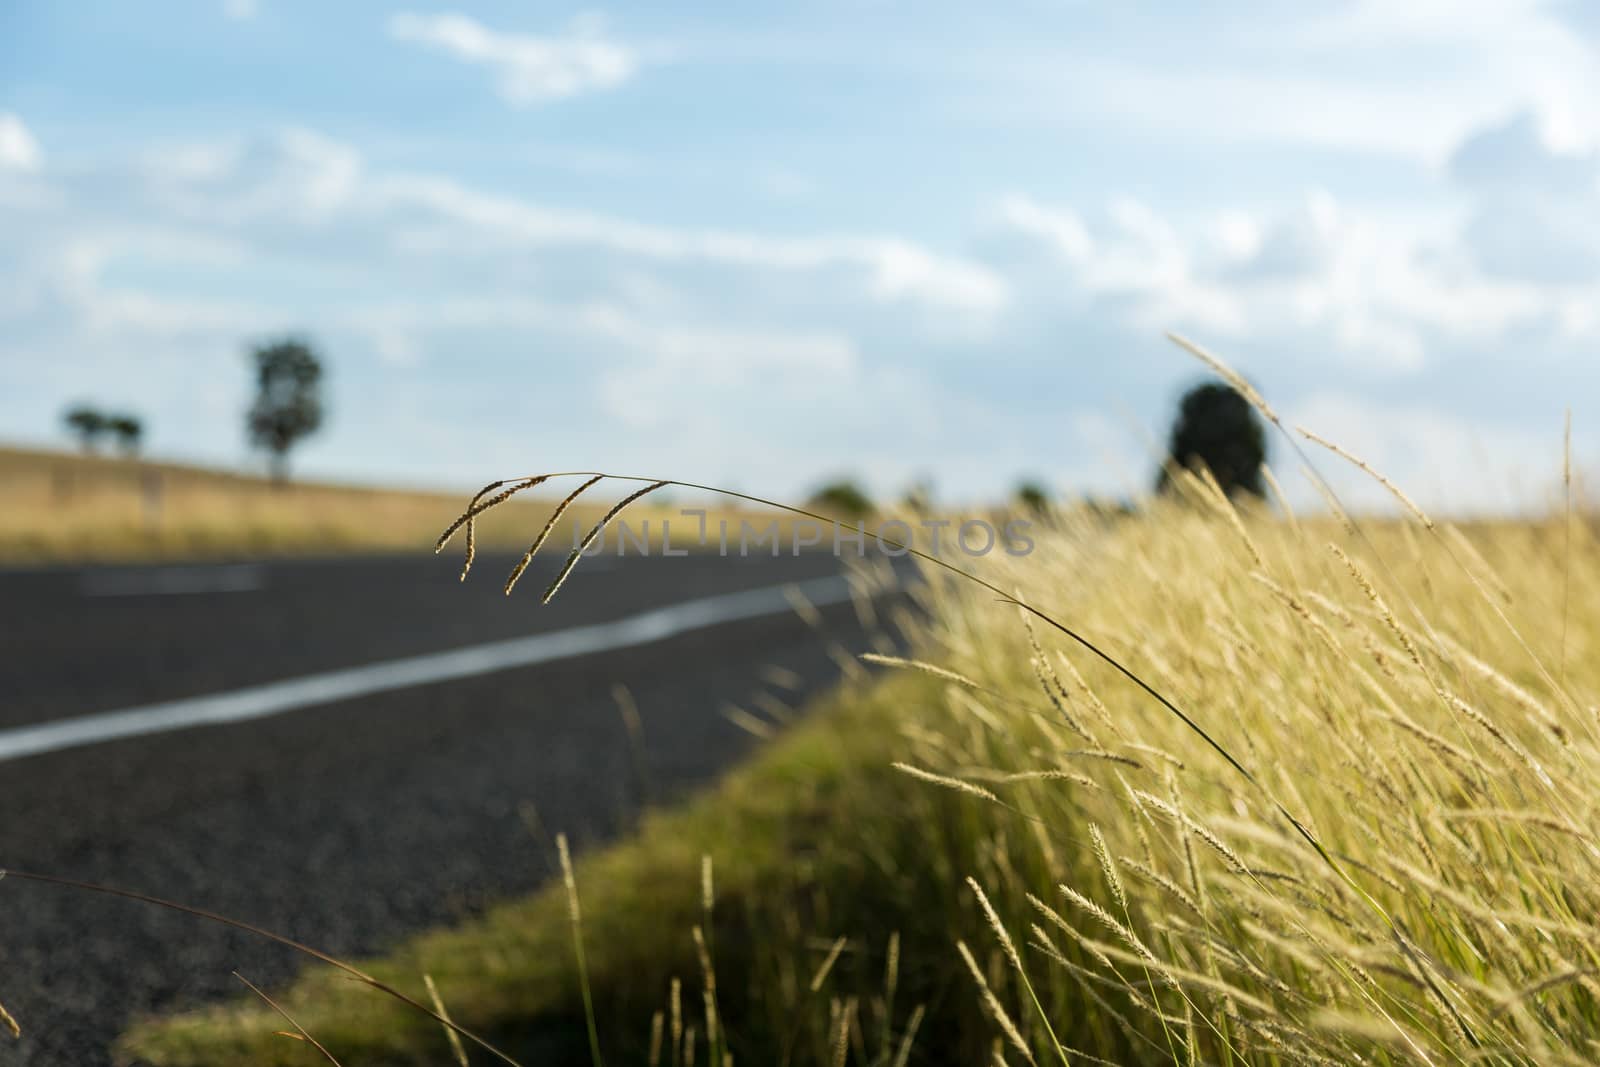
1281 0 1600 153
387 11 638 104
380 173 1007 313
0 114 42 171
986 175 1600 378
992 194 1092 263
140 127 362 224
0 122 1017 490
6 104 1596 507
1223 190 1340 281
962 1 1600 167
222 0 258 21
594 320 858 431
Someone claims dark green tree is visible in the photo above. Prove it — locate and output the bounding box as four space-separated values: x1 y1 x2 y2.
807 479 874 520
247 337 325 484
106 414 143 457
63 405 108 453
1157 381 1266 498
1014 480 1052 516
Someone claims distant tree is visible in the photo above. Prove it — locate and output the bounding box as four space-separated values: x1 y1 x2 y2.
1014 480 1052 516
1157 381 1266 499
106 414 143 457
247 337 325 484
808 479 874 520
63 405 108 453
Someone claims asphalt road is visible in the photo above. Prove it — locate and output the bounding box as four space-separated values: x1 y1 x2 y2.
0 548 904 1065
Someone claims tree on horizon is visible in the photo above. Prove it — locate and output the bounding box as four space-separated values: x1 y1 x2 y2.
107 413 143 457
1156 381 1267 499
247 337 325 484
63 405 108 453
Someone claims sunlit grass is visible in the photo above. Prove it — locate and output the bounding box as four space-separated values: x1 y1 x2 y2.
0 447 765 563
122 461 1600 1063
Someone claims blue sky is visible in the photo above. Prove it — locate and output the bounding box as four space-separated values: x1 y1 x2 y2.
3 1 1599 510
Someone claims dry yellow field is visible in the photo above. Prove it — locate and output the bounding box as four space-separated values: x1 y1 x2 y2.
0 447 773 563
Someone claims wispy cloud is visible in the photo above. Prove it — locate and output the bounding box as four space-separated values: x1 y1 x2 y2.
9 2 1600 505
0 114 41 172
387 11 639 105
375 172 1007 313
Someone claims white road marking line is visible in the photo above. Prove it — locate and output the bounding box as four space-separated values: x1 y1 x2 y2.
79 564 264 597
0 574 857 764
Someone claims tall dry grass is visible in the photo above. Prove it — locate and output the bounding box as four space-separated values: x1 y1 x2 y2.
409 404 1600 1063
881 473 1600 1062
119 488 1600 1065
455 318 1600 1061
0 447 759 562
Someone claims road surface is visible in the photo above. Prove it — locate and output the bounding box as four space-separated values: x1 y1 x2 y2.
0 549 903 1065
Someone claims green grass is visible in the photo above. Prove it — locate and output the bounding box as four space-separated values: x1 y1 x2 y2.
121 663 1014 1066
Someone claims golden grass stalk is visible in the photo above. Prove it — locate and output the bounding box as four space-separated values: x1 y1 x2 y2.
504 475 605 595
830 996 854 1067
1119 857 1204 922
649 1011 665 1067
233 972 342 1066
691 924 722 1062
0 993 16 1040
1491 967 1600 1019
1087 825 1126 913
423 974 470 1067
882 931 901 1052
1259 463 1298 529
1296 428 1433 529
670 977 683 1067
434 475 541 552
1055 884 1165 977
968 877 1072 1066
809 936 850 993
972 769 1098 789
889 1004 926 1067
1327 543 1426 675
955 939 1038 1066
859 653 989 692
542 481 670 603
890 762 1003 804
436 475 554 581
700 855 714 917
967 877 1025 979
1165 333 1282 426
557 833 605 1067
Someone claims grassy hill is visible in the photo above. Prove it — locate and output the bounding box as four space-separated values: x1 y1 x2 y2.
0 446 756 564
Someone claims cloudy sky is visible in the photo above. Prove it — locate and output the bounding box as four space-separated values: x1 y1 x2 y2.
3 1 1598 510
